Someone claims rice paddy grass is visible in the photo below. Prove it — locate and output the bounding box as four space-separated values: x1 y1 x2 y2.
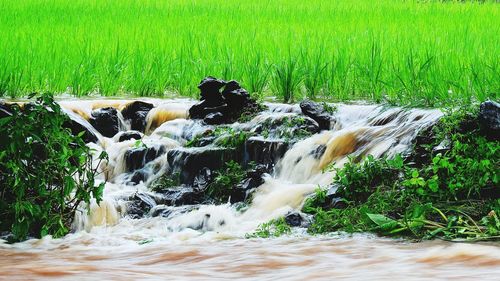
0 0 498 106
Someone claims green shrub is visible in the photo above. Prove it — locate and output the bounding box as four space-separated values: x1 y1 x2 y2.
0 93 106 242
334 154 404 202
304 105 499 241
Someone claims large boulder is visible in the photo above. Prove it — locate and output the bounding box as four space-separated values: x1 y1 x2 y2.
221 80 250 111
63 116 99 144
121 101 154 132
478 101 500 141
151 205 197 218
160 186 205 206
198 77 226 106
245 137 289 166
124 145 166 172
167 147 243 185
299 100 333 131
188 77 263 124
89 107 120 137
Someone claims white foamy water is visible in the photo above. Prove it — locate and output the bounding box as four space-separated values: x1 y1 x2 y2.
3 99 497 280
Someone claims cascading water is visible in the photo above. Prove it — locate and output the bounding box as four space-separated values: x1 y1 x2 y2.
58 100 445 242
2 99 499 280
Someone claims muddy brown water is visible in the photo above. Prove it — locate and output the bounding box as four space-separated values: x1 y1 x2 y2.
1 236 499 280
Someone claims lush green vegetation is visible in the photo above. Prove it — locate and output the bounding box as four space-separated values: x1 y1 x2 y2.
301 107 499 241
0 94 106 242
0 0 498 105
207 161 247 203
246 217 291 238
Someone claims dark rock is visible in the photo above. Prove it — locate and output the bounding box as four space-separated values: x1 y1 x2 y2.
189 101 229 120
0 102 13 118
121 101 154 132
407 125 438 167
167 147 243 185
118 130 143 142
188 77 263 124
124 145 166 172
188 101 207 119
161 186 204 206
89 107 120 137
63 116 99 143
203 112 225 125
230 164 269 203
222 80 250 110
478 101 500 141
324 184 348 209
284 211 312 227
300 100 333 131
192 167 213 191
151 205 197 218
127 192 157 219
245 138 289 166
128 170 148 185
326 197 348 209
198 76 226 101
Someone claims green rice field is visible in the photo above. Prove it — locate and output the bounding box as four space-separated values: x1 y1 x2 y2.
0 0 498 105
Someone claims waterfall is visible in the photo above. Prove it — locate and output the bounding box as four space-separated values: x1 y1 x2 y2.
54 99 442 246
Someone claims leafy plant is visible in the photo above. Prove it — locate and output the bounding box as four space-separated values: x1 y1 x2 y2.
246 217 291 238
304 106 499 241
150 172 181 192
207 161 246 203
0 93 107 242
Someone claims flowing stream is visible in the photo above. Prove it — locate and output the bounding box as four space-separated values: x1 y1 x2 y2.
1 99 499 280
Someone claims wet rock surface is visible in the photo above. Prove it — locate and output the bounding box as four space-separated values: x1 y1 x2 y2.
121 101 154 132
90 107 120 137
64 116 99 143
117 130 143 142
124 145 166 172
127 192 157 219
167 147 243 185
245 138 289 166
284 211 312 228
299 100 333 131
